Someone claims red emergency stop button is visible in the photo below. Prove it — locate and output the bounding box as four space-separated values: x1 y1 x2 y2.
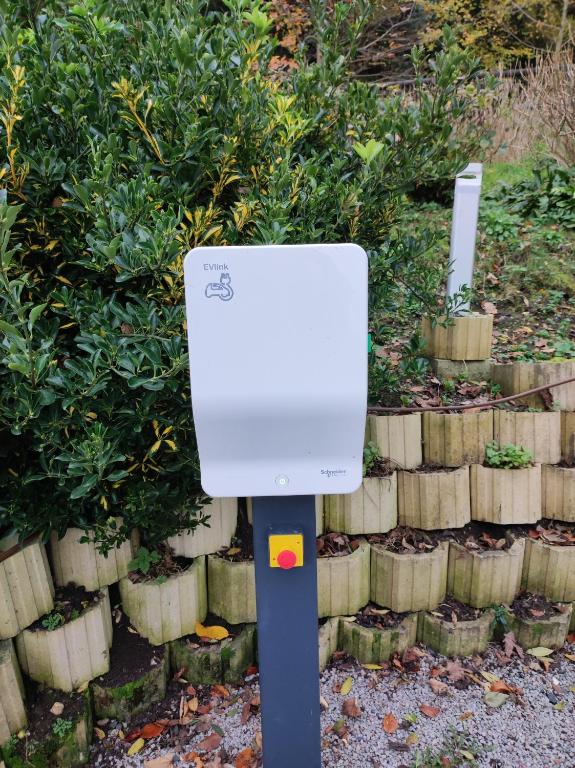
269 534 303 567
277 549 297 569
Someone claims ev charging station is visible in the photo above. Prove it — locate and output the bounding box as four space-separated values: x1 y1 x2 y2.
184 244 368 767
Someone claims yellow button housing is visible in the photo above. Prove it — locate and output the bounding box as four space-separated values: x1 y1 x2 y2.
269 534 304 568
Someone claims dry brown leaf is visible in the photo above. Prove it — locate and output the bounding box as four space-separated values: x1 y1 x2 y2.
182 753 204 766
383 712 398 734
140 722 165 739
490 680 514 694
144 755 175 768
196 733 222 753
419 704 441 718
235 747 255 768
211 685 230 698
429 679 449 695
342 698 361 718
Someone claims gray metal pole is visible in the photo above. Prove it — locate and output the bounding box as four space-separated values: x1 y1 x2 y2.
252 495 321 768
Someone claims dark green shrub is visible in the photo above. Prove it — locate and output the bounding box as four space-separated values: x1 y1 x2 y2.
488 161 575 229
0 1 491 546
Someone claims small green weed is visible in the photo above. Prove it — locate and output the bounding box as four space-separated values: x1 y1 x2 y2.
410 726 486 766
484 441 533 469
42 613 64 631
363 442 381 477
52 718 74 739
128 547 161 576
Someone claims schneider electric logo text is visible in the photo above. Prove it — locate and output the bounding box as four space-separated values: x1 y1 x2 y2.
321 469 347 478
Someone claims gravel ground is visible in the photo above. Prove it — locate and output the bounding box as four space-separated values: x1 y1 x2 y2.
89 641 575 768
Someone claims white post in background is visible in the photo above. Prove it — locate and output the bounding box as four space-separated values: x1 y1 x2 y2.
447 163 483 312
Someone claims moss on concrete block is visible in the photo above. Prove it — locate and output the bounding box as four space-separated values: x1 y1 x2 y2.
509 604 572 650
339 614 417 664
92 645 169 722
417 609 494 657
207 556 256 625
170 625 255 685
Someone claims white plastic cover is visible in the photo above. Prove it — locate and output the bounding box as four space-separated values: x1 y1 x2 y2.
184 244 368 497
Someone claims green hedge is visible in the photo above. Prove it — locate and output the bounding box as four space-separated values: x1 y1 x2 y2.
0 0 489 547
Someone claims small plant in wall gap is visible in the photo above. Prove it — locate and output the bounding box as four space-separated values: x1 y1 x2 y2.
52 718 74 739
363 441 381 477
41 612 65 632
128 547 161 576
484 442 533 469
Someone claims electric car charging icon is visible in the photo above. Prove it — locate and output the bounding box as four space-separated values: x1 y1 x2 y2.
205 273 234 302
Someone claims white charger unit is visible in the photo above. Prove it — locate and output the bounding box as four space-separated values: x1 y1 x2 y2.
184 244 368 497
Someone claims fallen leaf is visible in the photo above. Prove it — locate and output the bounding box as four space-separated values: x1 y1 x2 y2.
145 755 175 768
196 733 222 753
342 698 361 718
429 679 449 695
554 701 566 711
460 750 475 760
383 713 398 734
50 702 64 716
480 671 500 683
340 676 353 696
383 712 399 734
94 727 106 741
406 733 419 746
564 654 575 662
141 722 165 739
128 738 145 756
182 752 204 766
483 691 508 708
490 680 514 694
235 748 254 768
481 300 498 315
362 663 383 670
388 740 409 752
527 647 554 658
211 685 230 698
195 622 230 641
332 719 349 740
458 711 474 721
419 705 440 718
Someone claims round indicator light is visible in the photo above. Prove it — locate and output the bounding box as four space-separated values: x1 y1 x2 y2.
277 549 297 569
